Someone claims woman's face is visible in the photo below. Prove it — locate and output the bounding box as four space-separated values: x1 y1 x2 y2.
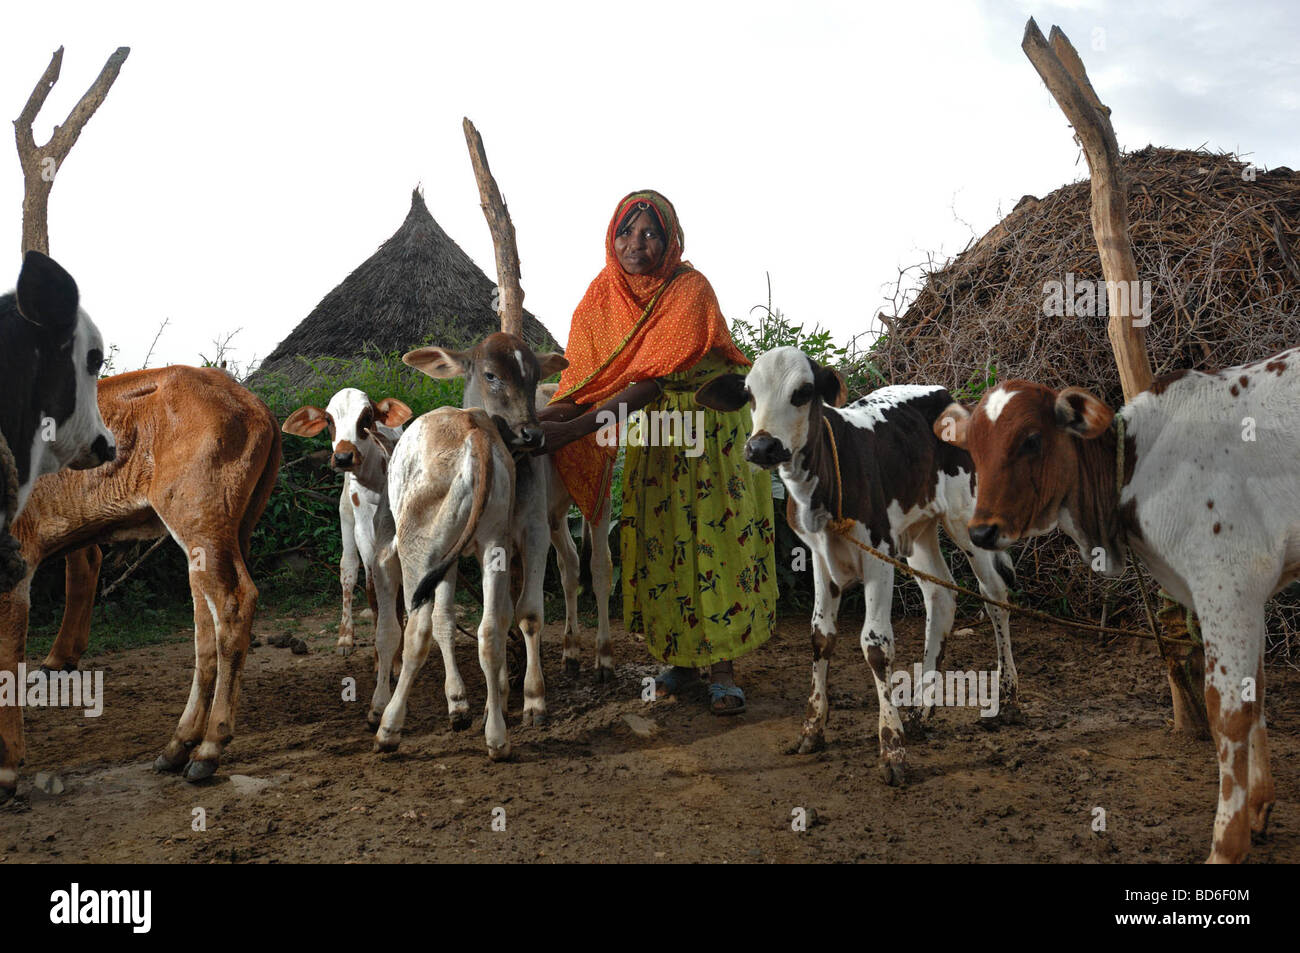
613 208 667 275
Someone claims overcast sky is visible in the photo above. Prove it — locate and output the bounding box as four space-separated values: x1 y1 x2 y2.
1 0 1296 373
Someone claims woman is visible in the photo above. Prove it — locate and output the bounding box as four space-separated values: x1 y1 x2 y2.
537 190 776 714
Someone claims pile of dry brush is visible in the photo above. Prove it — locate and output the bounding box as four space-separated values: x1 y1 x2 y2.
869 146 1300 657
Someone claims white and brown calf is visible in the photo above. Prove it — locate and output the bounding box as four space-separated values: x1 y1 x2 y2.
374 407 517 760
394 333 568 728
937 347 1300 863
535 382 615 681
698 346 1018 785
282 388 413 656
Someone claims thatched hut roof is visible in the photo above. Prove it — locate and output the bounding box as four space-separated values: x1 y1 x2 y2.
872 146 1300 404
252 188 558 391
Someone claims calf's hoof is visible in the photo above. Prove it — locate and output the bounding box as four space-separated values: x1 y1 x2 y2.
878 758 906 786
183 759 218 783
373 732 400 753
39 661 78 673
153 746 190 774
563 657 581 677
594 665 614 685
364 711 381 733
791 734 825 755
982 702 1025 728
486 742 511 763
336 642 354 657
521 707 548 728
0 785 13 804
1251 803 1274 843
449 710 472 732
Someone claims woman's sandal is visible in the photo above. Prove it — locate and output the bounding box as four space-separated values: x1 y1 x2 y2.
709 683 746 715
654 665 699 698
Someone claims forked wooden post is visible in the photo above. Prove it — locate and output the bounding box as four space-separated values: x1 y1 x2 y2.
14 46 130 256
1022 18 1208 737
463 117 525 338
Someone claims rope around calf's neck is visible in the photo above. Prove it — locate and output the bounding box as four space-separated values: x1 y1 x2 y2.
817 417 1192 648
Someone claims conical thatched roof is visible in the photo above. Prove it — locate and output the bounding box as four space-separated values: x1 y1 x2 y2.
252 188 558 391
872 146 1300 405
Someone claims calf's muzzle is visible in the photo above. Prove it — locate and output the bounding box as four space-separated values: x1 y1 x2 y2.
744 433 791 467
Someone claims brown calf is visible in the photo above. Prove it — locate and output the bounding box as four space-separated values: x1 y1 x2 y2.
0 365 279 796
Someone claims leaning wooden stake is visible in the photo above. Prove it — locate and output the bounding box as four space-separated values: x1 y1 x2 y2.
463 117 525 337
14 46 130 256
1023 18 1208 738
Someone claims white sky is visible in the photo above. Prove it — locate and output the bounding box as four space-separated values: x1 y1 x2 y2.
2 0 1296 372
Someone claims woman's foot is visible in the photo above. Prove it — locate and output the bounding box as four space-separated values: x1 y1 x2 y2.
654 665 699 699
709 660 746 715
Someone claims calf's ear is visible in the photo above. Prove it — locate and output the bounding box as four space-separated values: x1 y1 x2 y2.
694 373 748 412
403 346 467 379
1054 387 1113 439
934 403 971 448
283 405 331 437
815 366 848 408
536 351 569 378
373 398 413 427
16 250 80 341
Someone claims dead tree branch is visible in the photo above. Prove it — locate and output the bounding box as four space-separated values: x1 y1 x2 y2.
1022 19 1152 399
463 117 525 338
14 46 130 255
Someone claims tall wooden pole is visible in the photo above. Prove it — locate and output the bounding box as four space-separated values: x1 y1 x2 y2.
14 46 130 256
1022 18 1208 737
463 117 525 338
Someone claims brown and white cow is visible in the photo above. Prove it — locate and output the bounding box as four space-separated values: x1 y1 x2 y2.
0 365 279 795
282 388 413 657
373 406 516 760
936 348 1300 863
698 346 1018 785
396 333 568 729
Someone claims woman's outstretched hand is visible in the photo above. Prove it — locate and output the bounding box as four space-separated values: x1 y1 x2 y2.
531 379 663 455
533 418 586 454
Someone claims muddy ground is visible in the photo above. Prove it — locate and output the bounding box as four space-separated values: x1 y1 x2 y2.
2 604 1297 864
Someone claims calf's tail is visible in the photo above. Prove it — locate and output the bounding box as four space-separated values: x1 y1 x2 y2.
409 428 495 610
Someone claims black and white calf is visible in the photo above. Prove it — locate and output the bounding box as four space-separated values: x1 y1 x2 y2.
282 388 413 657
0 251 116 529
697 346 1018 785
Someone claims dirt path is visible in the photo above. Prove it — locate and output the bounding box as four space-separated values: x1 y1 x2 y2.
2 606 1296 863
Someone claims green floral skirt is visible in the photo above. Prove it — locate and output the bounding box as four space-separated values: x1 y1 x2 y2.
621 352 777 667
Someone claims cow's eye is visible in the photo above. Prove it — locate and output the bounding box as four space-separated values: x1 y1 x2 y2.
1019 432 1042 457
791 383 814 406
87 348 104 375
484 371 498 385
